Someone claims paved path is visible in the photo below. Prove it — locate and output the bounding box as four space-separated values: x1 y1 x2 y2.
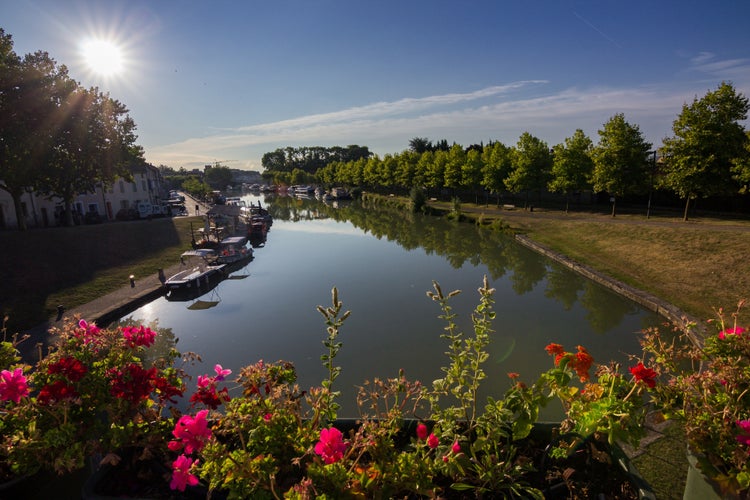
18 192 212 363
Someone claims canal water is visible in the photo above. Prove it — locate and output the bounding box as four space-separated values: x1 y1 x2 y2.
118 193 660 417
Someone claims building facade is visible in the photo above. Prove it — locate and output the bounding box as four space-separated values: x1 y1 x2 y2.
0 163 166 229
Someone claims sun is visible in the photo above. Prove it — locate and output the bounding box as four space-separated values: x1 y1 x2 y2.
81 38 124 76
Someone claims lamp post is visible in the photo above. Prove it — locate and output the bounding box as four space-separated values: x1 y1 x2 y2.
646 150 657 219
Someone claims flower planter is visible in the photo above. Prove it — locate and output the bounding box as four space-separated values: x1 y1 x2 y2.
81 449 210 500
333 419 656 499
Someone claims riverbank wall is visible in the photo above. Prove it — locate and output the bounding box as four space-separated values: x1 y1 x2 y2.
514 234 697 329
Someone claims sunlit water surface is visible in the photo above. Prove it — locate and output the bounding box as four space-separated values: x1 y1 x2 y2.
120 194 660 418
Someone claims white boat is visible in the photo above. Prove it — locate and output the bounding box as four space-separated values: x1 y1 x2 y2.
216 236 253 265
292 185 314 195
165 249 225 299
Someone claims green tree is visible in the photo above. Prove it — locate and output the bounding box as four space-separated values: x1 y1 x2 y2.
660 82 749 220
548 129 594 213
505 132 552 209
481 141 512 206
204 165 233 189
591 114 652 217
0 33 73 229
462 148 484 203
182 176 212 200
39 86 141 225
425 150 447 196
395 150 419 189
733 131 750 191
443 144 466 194
408 137 432 154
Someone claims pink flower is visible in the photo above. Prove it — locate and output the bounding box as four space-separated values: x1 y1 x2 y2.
0 368 29 403
427 433 439 449
263 413 272 422
314 427 348 464
171 410 212 454
736 420 750 446
121 325 157 347
196 375 212 389
719 326 746 340
416 423 429 440
77 319 101 343
170 454 199 491
451 440 461 454
213 364 231 381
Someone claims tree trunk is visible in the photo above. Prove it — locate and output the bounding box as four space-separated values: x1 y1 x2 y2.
611 198 617 217
683 197 691 222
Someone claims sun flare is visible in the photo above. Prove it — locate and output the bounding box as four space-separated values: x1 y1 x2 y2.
81 39 124 76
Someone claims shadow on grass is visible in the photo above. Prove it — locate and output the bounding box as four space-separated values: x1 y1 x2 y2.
0 218 194 332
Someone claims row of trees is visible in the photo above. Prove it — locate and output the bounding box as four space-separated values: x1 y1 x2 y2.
261 145 372 173
0 28 144 229
271 83 749 220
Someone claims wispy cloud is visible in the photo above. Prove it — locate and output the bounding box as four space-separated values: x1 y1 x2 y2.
146 77 745 169
687 51 750 83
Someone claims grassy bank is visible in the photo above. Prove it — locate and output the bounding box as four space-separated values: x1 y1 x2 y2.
0 217 202 332
426 199 750 322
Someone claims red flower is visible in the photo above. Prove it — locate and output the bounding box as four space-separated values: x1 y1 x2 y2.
47 356 88 382
544 343 565 356
416 423 429 440
451 440 461 454
38 380 78 404
629 362 657 388
427 433 439 449
190 386 229 410
571 345 594 382
154 376 184 404
314 427 348 464
108 364 158 404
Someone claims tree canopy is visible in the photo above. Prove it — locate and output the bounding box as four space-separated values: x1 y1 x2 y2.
591 114 652 216
0 28 142 229
660 82 750 220
261 145 372 174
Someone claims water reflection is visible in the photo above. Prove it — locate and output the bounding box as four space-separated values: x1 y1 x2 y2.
118 193 660 418
265 195 643 330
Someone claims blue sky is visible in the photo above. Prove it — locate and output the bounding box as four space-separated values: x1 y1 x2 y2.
3 0 750 171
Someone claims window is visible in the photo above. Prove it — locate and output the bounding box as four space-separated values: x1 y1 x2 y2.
142 180 147 191
119 181 125 193
132 182 137 192
87 203 98 213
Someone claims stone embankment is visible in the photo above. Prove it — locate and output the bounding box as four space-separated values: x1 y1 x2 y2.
514 235 697 329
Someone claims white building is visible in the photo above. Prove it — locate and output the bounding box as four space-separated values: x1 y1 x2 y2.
0 163 167 229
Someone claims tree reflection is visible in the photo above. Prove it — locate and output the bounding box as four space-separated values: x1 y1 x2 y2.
545 263 586 310
266 195 646 334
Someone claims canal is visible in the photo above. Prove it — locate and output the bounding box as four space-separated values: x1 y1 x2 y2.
118 193 661 417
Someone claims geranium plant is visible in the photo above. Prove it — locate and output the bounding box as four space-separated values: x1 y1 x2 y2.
640 301 750 497
0 317 188 482
173 278 655 498
0 318 36 481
